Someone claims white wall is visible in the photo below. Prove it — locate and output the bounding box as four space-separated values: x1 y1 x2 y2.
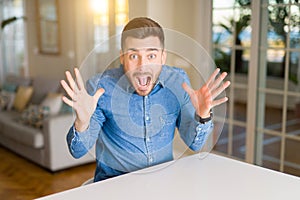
25 0 77 79
25 0 209 79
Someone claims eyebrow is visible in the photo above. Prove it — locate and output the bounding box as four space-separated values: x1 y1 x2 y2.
126 47 160 52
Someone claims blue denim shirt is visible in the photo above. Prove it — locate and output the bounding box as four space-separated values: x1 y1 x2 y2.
67 65 213 182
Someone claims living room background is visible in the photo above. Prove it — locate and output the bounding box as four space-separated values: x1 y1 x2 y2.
0 0 209 84
2 0 299 177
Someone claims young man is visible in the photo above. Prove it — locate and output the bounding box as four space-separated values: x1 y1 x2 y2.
61 17 230 182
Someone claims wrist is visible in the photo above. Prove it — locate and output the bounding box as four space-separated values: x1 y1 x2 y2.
74 120 89 132
195 110 213 124
198 112 210 118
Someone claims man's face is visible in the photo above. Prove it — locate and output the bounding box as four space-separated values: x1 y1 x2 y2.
120 36 166 96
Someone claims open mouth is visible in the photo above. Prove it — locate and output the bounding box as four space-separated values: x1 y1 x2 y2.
135 75 152 90
130 70 154 93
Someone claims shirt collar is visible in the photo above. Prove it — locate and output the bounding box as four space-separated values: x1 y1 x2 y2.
157 66 167 88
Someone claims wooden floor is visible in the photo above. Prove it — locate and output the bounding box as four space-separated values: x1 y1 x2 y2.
0 146 96 200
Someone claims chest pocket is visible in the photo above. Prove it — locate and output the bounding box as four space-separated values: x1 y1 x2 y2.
151 112 178 139
147 112 178 137
160 112 178 126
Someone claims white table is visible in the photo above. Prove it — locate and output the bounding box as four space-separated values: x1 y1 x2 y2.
37 153 300 200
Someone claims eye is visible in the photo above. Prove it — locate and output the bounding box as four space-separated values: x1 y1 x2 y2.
148 53 157 59
129 54 138 60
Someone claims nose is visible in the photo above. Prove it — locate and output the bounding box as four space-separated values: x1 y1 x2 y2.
137 55 149 69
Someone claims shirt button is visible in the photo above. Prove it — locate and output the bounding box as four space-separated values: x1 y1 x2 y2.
146 138 151 142
146 116 150 121
149 157 153 163
196 126 202 132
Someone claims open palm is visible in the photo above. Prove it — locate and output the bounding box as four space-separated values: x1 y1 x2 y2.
182 68 230 118
60 68 105 132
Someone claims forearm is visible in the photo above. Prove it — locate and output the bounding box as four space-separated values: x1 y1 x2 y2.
67 116 101 158
178 94 214 151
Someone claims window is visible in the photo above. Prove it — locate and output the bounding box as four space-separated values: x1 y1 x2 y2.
90 0 128 53
0 0 26 83
256 0 300 176
212 0 251 160
212 0 300 177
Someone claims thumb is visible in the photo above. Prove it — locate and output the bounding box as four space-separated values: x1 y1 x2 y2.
182 82 194 96
94 88 105 101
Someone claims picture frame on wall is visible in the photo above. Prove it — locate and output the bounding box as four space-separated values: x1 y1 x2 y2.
36 0 60 54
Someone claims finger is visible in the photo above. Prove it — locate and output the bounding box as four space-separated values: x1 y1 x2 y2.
210 72 229 91
182 82 194 96
74 68 85 91
61 96 74 108
94 88 105 101
212 80 231 100
206 68 220 87
214 72 228 87
65 70 78 91
212 97 229 107
60 80 75 98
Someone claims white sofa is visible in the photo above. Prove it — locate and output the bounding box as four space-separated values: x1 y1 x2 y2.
0 75 95 171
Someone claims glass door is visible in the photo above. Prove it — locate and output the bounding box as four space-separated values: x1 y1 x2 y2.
256 0 300 176
212 0 300 177
212 0 252 161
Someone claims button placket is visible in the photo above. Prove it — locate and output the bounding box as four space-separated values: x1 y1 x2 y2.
144 95 153 165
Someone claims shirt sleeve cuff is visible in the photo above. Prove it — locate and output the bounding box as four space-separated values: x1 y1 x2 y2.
191 121 213 149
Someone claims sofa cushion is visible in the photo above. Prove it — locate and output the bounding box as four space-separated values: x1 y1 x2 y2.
30 77 60 105
40 92 63 115
20 105 50 129
0 111 44 148
0 91 16 111
13 86 34 112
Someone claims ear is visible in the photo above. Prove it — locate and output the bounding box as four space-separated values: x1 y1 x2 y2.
120 50 124 65
161 49 167 64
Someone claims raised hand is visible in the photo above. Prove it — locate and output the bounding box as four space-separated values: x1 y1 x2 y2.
182 68 230 118
60 68 105 132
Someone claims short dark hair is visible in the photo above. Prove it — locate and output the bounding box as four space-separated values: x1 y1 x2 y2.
121 17 165 50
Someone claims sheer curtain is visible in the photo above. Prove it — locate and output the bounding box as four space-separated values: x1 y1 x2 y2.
0 0 25 84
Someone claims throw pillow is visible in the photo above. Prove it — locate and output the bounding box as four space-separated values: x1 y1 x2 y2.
0 91 16 110
2 83 17 92
13 86 34 112
0 93 6 110
5 92 16 110
20 105 50 129
40 92 63 115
